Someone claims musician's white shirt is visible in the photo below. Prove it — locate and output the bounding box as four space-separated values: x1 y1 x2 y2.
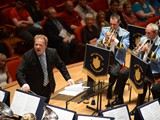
102 37 119 53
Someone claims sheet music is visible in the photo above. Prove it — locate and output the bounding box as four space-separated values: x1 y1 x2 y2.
10 90 40 116
140 101 160 120
58 83 89 96
42 105 75 120
77 116 111 120
0 90 5 101
102 106 130 120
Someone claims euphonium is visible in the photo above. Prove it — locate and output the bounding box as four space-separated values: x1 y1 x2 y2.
132 39 150 56
0 101 13 119
104 28 116 47
42 106 58 120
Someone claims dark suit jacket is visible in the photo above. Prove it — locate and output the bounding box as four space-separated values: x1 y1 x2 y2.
16 48 71 95
43 17 74 48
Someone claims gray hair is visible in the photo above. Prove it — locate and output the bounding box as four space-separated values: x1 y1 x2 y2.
147 23 159 32
85 13 94 20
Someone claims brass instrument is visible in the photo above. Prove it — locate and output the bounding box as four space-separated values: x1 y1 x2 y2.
104 28 116 47
42 106 58 120
0 102 13 119
21 113 36 120
132 39 151 56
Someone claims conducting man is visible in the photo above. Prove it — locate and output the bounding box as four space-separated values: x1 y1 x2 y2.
16 34 74 103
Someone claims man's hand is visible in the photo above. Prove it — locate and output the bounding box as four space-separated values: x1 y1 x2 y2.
141 44 150 52
67 79 75 85
21 84 30 92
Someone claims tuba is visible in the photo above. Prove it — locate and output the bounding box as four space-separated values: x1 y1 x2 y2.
104 28 116 47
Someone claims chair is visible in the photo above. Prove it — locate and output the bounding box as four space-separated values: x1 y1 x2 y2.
74 26 84 43
134 22 148 28
0 40 19 61
146 16 160 24
91 0 108 12
87 2 96 11
6 58 22 81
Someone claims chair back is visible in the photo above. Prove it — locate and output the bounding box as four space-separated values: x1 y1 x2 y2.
74 26 84 43
0 7 13 25
6 58 22 81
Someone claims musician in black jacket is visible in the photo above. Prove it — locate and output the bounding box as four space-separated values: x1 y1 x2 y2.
16 35 74 103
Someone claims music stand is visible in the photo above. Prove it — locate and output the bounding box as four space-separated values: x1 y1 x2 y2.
0 88 10 106
10 89 46 120
99 104 131 120
127 24 145 49
137 99 160 120
42 104 76 120
82 44 111 115
128 54 149 94
75 114 114 120
51 78 91 110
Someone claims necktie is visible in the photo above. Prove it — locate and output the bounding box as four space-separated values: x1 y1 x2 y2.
53 20 63 32
39 54 49 86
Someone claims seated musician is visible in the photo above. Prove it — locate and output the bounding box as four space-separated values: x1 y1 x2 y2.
97 13 130 107
130 23 160 116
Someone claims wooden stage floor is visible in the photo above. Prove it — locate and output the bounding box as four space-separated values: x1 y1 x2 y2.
3 51 153 120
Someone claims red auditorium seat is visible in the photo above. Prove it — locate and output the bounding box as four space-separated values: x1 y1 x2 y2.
6 58 22 81
74 26 84 43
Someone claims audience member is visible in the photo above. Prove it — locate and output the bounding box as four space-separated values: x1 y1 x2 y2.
43 7 77 65
147 0 160 16
60 0 85 31
105 0 127 29
97 13 130 107
94 11 109 33
9 0 43 49
122 1 139 25
81 13 100 45
25 0 44 29
81 13 100 104
74 0 97 21
130 23 160 116
0 53 12 87
16 34 75 103
132 0 156 22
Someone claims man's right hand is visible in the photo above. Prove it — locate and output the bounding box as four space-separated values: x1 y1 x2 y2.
21 84 30 92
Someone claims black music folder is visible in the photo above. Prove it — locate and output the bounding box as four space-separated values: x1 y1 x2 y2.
0 89 10 106
129 54 149 94
127 24 145 49
10 89 46 120
99 104 131 120
42 104 76 120
82 44 110 81
75 114 114 120
129 54 154 94
137 99 160 120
